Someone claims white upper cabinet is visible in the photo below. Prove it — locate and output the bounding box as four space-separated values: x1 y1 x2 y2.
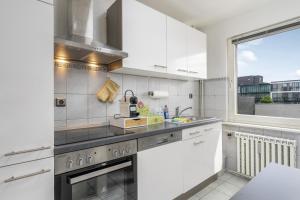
187 26 207 79
107 0 167 74
123 0 167 72
0 0 54 167
167 18 207 79
107 0 206 79
167 17 188 76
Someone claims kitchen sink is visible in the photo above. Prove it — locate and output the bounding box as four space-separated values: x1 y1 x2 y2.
166 116 217 124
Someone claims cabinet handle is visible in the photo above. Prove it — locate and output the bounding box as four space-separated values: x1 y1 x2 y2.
188 70 199 74
177 69 188 72
4 146 51 156
156 138 169 145
4 169 51 183
204 128 213 132
193 141 204 145
189 131 201 135
154 65 167 69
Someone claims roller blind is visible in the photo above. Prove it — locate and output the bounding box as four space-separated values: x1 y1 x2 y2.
232 18 300 44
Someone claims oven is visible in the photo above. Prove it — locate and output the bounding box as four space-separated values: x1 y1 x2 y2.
54 140 137 200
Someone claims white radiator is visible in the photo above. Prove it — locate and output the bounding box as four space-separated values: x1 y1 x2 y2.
235 132 297 177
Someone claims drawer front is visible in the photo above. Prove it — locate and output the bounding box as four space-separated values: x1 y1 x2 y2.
0 157 54 200
182 122 222 140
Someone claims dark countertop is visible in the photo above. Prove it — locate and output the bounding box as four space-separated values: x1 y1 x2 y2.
54 118 221 155
231 164 300 200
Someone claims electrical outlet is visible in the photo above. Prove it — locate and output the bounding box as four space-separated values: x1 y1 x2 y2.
56 98 66 107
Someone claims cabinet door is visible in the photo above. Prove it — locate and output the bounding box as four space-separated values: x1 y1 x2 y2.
187 27 207 79
122 0 167 72
183 127 222 192
138 142 183 200
166 17 188 76
0 157 54 200
0 0 53 167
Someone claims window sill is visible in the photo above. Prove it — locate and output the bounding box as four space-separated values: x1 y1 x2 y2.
223 121 300 134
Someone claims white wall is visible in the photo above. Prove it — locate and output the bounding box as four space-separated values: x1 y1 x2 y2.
203 0 300 79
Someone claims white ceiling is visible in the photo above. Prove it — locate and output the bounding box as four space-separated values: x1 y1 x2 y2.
138 0 275 28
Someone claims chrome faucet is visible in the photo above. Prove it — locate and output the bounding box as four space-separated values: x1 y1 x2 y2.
175 106 192 118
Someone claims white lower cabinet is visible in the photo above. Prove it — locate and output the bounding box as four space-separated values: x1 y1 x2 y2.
182 123 222 192
0 157 54 200
137 142 183 200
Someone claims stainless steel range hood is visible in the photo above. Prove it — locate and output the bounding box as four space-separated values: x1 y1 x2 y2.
54 0 127 65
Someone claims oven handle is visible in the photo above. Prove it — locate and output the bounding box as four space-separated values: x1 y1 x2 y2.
69 161 132 185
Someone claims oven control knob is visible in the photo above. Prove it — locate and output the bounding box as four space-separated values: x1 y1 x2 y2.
78 157 84 166
86 156 93 164
122 149 126 156
125 148 130 154
113 150 119 158
66 159 74 169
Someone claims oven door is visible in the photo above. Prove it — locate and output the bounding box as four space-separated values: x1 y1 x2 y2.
55 156 137 200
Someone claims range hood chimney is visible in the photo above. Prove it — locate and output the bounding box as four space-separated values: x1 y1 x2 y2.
54 0 128 65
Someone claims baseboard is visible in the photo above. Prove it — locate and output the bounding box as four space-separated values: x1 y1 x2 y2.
175 174 218 200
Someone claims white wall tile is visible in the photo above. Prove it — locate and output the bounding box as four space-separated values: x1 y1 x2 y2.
106 95 122 117
168 96 177 116
136 76 149 96
177 80 191 96
55 120 66 131
54 67 67 93
88 117 107 126
55 68 200 130
148 77 160 91
67 68 88 94
214 79 227 96
263 129 282 137
67 94 88 120
168 79 178 96
88 70 107 94
159 78 169 91
193 81 200 96
204 81 216 96
87 95 107 118
123 74 137 94
107 72 123 95
67 119 88 129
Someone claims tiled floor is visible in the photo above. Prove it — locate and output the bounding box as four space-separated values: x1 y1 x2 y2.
188 172 250 200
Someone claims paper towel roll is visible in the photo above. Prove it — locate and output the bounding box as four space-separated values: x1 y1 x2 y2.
148 91 169 99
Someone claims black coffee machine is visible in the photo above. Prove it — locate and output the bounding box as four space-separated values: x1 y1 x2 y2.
121 89 139 118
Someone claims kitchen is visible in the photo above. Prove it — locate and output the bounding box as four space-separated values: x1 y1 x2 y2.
1 0 300 200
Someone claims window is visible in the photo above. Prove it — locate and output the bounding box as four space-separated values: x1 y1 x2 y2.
228 19 300 128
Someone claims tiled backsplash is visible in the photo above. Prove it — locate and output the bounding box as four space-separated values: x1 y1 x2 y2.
54 67 200 130
203 77 228 120
223 124 300 171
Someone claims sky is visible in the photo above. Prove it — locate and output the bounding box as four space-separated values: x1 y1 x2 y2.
237 28 300 83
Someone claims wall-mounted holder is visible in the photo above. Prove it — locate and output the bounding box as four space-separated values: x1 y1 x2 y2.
148 91 169 99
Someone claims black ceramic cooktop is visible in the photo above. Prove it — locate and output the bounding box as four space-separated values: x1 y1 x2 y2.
54 126 135 146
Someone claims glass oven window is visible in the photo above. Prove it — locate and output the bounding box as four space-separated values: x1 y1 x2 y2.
70 162 136 200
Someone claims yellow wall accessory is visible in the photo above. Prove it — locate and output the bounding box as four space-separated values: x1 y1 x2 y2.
96 79 120 102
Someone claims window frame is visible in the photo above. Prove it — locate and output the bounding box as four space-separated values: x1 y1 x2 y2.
227 18 300 129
